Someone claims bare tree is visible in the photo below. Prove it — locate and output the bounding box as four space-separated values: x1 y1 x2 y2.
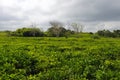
49 21 64 37
50 21 63 28
71 23 84 33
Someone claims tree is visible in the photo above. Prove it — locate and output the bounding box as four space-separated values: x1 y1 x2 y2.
97 30 105 36
22 28 44 37
97 30 115 37
47 21 67 37
11 27 44 37
104 30 113 37
113 30 120 37
71 23 84 33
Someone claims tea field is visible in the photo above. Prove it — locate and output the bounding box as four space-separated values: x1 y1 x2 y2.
0 37 120 80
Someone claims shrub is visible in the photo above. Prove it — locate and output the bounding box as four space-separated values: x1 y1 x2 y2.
91 35 100 39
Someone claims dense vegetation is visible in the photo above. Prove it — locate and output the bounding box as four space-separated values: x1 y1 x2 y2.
7 27 75 37
0 34 120 79
8 27 44 37
5 22 83 37
97 30 120 38
0 22 120 79
4 22 120 38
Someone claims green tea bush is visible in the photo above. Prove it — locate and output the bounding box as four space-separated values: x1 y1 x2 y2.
91 35 100 39
0 37 120 79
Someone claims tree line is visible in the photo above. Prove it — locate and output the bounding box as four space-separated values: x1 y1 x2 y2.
97 29 120 38
7 21 84 37
5 21 120 38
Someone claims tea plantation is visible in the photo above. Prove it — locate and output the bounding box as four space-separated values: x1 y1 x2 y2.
0 37 120 80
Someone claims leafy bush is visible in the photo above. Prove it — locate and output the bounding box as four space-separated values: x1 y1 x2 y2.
0 37 120 79
97 29 120 38
10 27 44 37
91 35 100 39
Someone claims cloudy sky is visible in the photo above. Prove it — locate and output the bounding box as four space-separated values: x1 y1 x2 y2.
0 0 120 32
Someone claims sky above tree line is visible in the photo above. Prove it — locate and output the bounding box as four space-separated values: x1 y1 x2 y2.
0 0 120 32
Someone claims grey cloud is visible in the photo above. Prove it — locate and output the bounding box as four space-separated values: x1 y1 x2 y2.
0 9 19 21
0 6 28 21
0 0 120 31
58 0 120 22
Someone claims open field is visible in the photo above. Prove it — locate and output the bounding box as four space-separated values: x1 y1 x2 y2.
0 36 120 80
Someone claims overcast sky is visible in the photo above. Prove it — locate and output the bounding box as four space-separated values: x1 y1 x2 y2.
0 0 120 32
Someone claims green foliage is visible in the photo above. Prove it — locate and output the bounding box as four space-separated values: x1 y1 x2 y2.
0 37 120 79
97 29 120 38
47 26 67 37
91 35 100 39
47 21 76 37
0 31 8 37
113 30 120 37
10 27 44 37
